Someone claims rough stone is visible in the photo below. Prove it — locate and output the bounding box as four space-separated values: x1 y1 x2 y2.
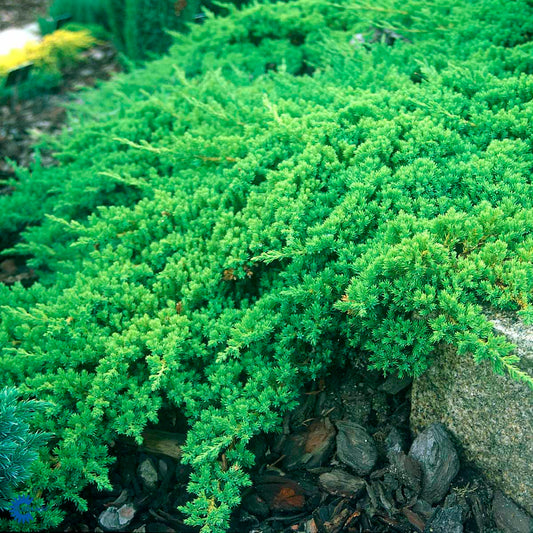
411 310 533 514
98 504 136 531
409 424 459 504
492 490 533 533
335 421 377 476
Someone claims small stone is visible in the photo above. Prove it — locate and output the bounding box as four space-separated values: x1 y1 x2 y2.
138 458 159 490
492 490 533 533
423 506 463 533
91 48 106 61
336 421 377 476
98 507 121 531
118 504 136 526
349 33 365 46
304 518 319 533
98 503 136 531
319 468 366 498
409 424 459 504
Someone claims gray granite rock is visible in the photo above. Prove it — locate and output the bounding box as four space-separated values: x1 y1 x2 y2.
411 310 533 515
409 423 459 504
493 490 533 533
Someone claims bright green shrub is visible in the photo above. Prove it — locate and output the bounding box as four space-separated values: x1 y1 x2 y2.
1 0 533 531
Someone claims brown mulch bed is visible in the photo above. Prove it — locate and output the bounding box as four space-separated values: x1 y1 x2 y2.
56 364 503 533
0 43 121 181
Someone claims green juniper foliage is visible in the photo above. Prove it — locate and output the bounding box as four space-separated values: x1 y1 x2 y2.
1 0 533 530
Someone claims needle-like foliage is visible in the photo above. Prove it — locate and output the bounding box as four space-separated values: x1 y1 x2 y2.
1 0 533 531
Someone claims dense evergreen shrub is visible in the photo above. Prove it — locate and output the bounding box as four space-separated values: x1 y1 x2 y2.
1 0 533 531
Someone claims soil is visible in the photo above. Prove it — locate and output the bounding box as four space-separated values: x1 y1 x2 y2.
55 364 503 533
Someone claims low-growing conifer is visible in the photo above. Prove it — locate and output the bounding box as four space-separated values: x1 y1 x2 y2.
1 0 533 530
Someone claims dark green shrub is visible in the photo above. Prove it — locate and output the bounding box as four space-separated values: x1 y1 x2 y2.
122 0 202 59
49 0 108 27
1 0 533 531
0 71 62 104
47 0 202 59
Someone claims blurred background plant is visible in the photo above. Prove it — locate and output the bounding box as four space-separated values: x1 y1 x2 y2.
0 29 97 76
41 0 252 60
0 28 97 103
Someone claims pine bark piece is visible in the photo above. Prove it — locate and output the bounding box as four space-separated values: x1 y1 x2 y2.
408 424 459 504
335 421 377 476
402 507 425 532
319 468 366 498
141 429 184 460
389 451 422 495
254 474 307 512
282 417 336 470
